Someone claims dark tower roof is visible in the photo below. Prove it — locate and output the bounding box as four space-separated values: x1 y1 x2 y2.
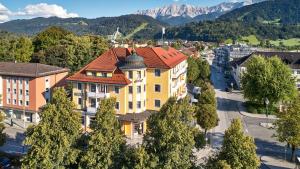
119 51 146 70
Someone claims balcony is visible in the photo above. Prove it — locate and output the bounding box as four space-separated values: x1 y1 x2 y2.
87 107 97 114
87 92 110 98
172 65 187 79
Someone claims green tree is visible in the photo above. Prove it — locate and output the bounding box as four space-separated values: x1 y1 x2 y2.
143 97 195 169
0 113 6 146
196 84 218 135
79 98 125 169
219 119 259 169
14 37 33 62
274 96 300 162
187 57 200 83
22 88 81 169
197 59 211 81
120 146 155 169
241 55 297 106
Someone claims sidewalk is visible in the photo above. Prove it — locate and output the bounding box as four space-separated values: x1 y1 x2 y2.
261 156 296 169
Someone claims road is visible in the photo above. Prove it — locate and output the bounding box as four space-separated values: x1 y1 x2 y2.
209 62 295 168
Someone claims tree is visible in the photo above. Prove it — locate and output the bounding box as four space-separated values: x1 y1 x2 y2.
143 97 195 169
14 37 33 62
241 55 297 106
22 88 81 168
120 146 155 169
187 57 200 83
195 84 218 135
274 96 300 162
0 113 6 146
197 59 211 81
79 98 125 169
219 119 259 169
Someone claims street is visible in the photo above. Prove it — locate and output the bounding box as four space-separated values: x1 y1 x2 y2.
210 62 297 168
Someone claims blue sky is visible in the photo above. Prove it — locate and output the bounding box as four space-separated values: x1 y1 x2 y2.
0 0 238 22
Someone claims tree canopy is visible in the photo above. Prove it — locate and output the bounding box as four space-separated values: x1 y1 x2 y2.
22 88 81 169
79 98 125 169
241 55 297 105
143 97 196 169
274 96 300 162
219 119 259 169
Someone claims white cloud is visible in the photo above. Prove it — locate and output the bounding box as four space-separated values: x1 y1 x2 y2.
0 3 78 23
18 3 78 18
0 3 11 23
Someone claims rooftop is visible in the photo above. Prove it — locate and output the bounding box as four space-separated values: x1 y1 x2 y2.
0 62 69 78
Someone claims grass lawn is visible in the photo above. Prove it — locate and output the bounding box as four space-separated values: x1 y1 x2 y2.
240 35 260 45
270 38 300 47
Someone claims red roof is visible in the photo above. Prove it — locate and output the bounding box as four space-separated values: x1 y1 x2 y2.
67 46 187 84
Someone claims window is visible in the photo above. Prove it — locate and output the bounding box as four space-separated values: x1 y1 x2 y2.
77 83 82 90
155 69 161 77
100 85 106 93
129 86 133 94
115 102 120 110
144 100 146 107
6 79 10 84
13 79 17 84
19 100 23 106
137 101 141 109
90 98 96 108
129 71 133 79
45 79 49 83
7 98 10 104
137 71 142 79
46 88 49 93
26 101 29 106
19 89 23 95
19 80 23 85
26 90 29 96
13 99 17 105
128 101 133 109
25 80 29 85
13 89 17 94
78 98 82 105
90 84 96 92
7 88 10 93
103 73 107 77
144 70 146 77
155 100 160 108
155 84 161 92
297 70 300 74
144 84 146 92
137 86 141 93
115 86 120 94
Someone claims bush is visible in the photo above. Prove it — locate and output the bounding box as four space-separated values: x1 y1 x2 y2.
244 101 277 115
193 129 206 149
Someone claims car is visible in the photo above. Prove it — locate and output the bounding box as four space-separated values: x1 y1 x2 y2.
0 157 11 169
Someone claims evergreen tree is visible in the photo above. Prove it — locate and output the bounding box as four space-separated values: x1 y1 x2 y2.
274 96 300 162
143 97 195 169
219 119 259 169
79 98 125 169
22 88 81 169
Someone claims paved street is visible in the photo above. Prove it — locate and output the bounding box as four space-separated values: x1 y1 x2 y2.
210 62 297 169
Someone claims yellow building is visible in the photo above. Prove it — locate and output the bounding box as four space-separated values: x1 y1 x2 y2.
67 47 188 138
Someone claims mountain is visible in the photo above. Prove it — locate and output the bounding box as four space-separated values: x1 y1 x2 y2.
219 0 300 24
165 0 300 42
136 2 252 25
0 14 166 39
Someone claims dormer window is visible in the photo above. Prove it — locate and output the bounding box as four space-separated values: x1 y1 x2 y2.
86 71 93 76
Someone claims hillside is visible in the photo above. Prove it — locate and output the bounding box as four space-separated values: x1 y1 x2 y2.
0 14 166 39
219 0 300 24
165 0 300 43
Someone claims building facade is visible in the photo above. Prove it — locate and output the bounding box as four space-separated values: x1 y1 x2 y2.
67 47 188 138
0 62 69 123
231 52 300 89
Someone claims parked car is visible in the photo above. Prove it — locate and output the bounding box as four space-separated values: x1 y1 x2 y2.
0 157 11 169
